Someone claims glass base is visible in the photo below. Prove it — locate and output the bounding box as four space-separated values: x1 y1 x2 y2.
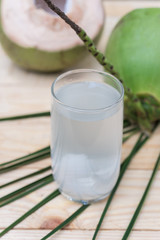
60 190 111 205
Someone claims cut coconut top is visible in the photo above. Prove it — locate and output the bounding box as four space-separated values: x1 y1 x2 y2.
1 0 104 51
34 0 72 16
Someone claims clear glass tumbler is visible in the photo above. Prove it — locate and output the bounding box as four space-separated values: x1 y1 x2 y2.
51 69 124 204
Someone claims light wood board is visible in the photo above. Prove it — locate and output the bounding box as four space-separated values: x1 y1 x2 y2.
0 1 160 239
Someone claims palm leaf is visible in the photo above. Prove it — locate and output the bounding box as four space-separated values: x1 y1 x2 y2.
92 133 148 240
0 152 50 174
0 177 53 208
0 146 50 167
0 189 60 238
0 166 51 189
0 175 53 207
0 111 50 122
122 154 160 240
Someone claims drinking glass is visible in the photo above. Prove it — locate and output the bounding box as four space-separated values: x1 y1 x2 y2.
51 69 124 204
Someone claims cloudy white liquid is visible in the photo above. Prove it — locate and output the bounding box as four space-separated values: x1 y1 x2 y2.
51 81 123 203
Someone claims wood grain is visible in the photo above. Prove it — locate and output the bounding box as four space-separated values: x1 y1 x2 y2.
1 170 160 230
0 1 160 240
1 230 160 240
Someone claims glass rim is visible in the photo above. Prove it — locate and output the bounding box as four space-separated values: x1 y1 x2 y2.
51 69 124 113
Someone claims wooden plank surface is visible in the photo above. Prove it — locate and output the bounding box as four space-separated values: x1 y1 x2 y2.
1 230 160 240
1 169 160 230
0 1 160 239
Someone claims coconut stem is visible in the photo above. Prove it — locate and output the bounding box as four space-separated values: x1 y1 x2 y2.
43 1 126 87
43 0 152 132
42 0 81 34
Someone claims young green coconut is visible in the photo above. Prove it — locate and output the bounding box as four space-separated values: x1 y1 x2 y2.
0 0 104 72
105 8 160 132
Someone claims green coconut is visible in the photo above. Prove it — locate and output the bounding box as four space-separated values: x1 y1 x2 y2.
0 0 104 72
105 8 160 131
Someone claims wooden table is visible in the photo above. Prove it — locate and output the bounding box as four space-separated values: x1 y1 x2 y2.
0 1 160 239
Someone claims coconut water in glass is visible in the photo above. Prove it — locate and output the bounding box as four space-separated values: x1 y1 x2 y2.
51 69 124 204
